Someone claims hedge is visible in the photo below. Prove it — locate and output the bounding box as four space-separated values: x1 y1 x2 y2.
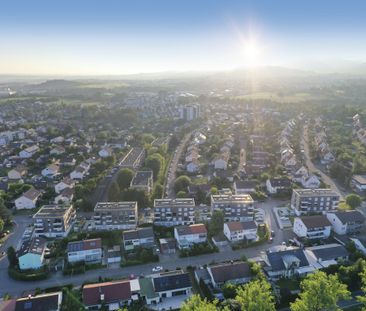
8 267 49 281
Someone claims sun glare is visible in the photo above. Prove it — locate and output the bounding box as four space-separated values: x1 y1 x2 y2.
242 38 262 67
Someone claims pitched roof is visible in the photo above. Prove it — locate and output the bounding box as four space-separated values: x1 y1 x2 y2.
175 224 207 236
235 180 257 189
123 227 154 241
67 238 102 253
210 262 252 283
22 188 41 201
153 272 191 292
308 244 349 261
15 292 62 311
333 211 365 224
83 280 131 306
269 177 291 187
17 237 47 257
267 248 309 271
299 215 331 228
226 221 257 232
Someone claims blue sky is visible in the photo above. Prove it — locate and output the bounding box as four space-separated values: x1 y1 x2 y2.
1 0 366 75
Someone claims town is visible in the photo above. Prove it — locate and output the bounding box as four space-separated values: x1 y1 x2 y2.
0 77 366 311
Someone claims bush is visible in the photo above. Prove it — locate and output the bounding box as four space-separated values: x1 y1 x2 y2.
8 266 49 281
121 247 159 267
179 242 218 258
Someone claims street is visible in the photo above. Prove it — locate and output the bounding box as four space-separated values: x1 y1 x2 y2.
302 124 345 200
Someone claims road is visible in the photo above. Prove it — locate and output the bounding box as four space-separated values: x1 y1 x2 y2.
0 198 290 297
302 124 345 200
166 131 195 198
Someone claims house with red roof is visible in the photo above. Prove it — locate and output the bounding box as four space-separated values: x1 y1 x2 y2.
174 224 207 249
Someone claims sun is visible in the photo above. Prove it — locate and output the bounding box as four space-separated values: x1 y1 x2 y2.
242 39 262 67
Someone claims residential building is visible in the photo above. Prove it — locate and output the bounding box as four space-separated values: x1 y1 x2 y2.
159 238 176 254
207 261 252 288
8 166 27 180
17 237 47 270
350 238 366 256
291 188 340 216
50 146 65 155
15 188 41 210
152 271 192 298
326 211 365 235
119 147 145 169
233 180 256 194
264 248 315 280
223 221 258 242
351 175 366 193
305 244 349 269
153 198 196 226
211 194 254 222
14 292 63 311
33 205 76 238
99 147 113 158
54 188 74 204
179 104 200 121
19 145 39 158
174 224 207 249
67 238 102 264
41 164 60 178
123 227 155 251
130 171 153 193
54 178 75 194
70 165 88 180
293 216 332 240
266 177 291 194
301 174 321 189
94 201 138 230
82 280 133 310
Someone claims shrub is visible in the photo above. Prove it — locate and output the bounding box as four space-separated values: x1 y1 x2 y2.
8 266 49 281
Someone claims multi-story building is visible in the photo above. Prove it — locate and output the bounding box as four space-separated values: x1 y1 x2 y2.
93 202 138 230
67 238 102 264
291 189 340 216
179 104 200 121
153 198 196 226
223 221 258 242
130 171 153 193
33 205 76 238
211 194 255 222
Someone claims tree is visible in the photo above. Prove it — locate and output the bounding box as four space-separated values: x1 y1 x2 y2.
121 188 149 209
176 191 188 198
291 271 350 311
7 246 18 267
0 218 4 232
235 278 276 311
108 182 120 202
222 282 237 299
145 154 164 181
358 265 366 310
346 194 362 209
208 210 224 236
210 187 218 195
117 168 134 190
181 295 220 311
0 197 11 226
152 183 164 200
61 288 86 311
174 175 191 193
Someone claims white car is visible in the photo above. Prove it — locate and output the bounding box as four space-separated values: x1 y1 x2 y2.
152 266 163 272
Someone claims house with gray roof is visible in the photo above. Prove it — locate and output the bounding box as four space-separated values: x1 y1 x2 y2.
123 227 155 251
326 211 365 235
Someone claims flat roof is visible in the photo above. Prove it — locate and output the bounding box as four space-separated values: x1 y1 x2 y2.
94 201 137 211
211 194 254 203
293 188 340 197
33 205 73 218
154 198 195 207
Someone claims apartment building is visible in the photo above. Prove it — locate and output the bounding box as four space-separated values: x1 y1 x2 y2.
153 198 196 226
33 205 76 238
291 189 340 216
211 194 255 222
93 201 138 230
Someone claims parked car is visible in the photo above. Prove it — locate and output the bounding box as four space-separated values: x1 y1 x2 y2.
152 266 163 272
